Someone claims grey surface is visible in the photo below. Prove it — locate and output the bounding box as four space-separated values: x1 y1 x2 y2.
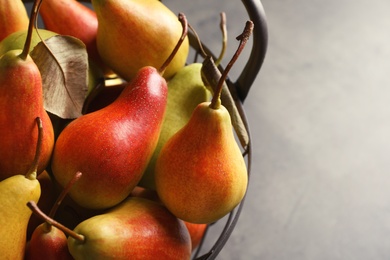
164 0 390 259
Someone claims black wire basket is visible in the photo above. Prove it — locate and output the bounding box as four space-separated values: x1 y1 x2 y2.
21 0 268 259
187 1 268 259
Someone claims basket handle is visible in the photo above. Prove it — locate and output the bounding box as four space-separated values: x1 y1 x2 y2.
235 0 268 102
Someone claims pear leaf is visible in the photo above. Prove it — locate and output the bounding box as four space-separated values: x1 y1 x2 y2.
31 35 89 119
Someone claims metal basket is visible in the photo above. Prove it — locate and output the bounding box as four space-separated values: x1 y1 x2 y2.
187 1 268 259
21 0 268 258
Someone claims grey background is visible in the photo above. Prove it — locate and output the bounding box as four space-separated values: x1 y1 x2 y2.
25 0 390 259
163 0 390 259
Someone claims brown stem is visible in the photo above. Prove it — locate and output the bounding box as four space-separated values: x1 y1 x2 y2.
25 117 43 180
27 201 86 243
158 13 188 74
48 171 82 219
209 21 254 110
188 23 207 58
215 12 227 66
20 0 42 60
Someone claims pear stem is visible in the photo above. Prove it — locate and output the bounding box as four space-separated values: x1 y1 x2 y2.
158 13 188 75
209 21 254 110
215 12 227 66
43 171 83 230
25 117 43 180
188 23 207 58
27 201 86 243
20 0 42 60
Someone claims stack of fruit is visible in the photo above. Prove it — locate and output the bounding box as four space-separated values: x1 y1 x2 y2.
0 0 253 259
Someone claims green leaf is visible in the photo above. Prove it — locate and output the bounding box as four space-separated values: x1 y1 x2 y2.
31 35 89 119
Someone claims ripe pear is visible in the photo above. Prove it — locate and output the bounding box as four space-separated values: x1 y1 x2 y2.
0 0 29 41
67 197 192 260
0 117 43 260
51 66 167 210
25 225 73 260
0 11 55 180
139 63 211 189
91 0 189 80
155 24 253 223
155 101 248 224
39 0 112 76
25 172 82 260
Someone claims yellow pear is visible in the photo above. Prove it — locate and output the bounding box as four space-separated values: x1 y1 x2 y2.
0 117 44 259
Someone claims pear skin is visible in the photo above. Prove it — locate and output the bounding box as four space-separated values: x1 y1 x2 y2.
139 63 211 189
0 175 41 260
91 0 189 80
155 102 248 224
68 197 191 260
0 0 29 42
0 50 55 180
51 66 167 210
25 224 73 260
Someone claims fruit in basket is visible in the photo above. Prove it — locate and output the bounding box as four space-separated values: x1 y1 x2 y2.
28 197 192 259
155 23 253 224
184 222 208 251
25 225 73 260
0 8 54 179
26 170 57 240
91 0 189 80
139 62 211 189
50 14 188 209
0 118 43 260
0 0 29 41
39 0 112 76
51 65 167 209
67 197 191 259
25 172 82 260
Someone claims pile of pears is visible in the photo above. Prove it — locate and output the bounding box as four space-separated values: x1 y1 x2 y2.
0 0 252 259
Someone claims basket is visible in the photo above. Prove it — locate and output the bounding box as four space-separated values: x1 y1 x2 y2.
21 0 268 259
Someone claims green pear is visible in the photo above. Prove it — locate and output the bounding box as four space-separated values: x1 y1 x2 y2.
0 118 43 259
67 197 191 259
0 29 58 57
91 0 189 81
139 63 211 189
0 0 29 42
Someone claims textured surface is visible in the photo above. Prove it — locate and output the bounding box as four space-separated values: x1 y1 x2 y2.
164 0 390 259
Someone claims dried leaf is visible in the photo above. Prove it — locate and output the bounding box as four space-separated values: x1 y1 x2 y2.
31 35 89 119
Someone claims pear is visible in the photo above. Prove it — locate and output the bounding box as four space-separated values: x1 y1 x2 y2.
0 3 55 180
39 0 112 76
139 63 211 189
155 102 248 224
66 197 191 260
154 23 253 224
0 0 29 42
0 117 43 260
51 14 189 210
25 172 82 260
91 0 189 81
26 170 57 241
25 225 73 260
